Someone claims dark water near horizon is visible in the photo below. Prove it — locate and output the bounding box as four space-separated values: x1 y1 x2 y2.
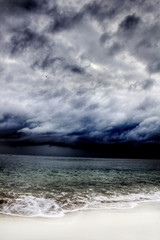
0 154 160 217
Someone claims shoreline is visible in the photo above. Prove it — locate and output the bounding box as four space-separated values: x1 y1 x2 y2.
0 202 160 240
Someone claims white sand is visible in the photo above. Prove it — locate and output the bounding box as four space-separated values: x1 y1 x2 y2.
0 203 160 240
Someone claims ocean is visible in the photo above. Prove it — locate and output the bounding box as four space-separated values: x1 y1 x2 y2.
0 154 160 217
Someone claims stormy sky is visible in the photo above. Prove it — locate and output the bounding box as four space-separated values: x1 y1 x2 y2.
0 0 160 157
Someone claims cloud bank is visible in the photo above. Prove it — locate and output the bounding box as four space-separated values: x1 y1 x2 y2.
0 0 160 156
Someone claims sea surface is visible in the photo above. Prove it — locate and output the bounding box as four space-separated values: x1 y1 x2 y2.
0 154 160 217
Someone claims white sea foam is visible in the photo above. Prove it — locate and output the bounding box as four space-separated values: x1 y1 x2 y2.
0 195 64 218
1 190 160 218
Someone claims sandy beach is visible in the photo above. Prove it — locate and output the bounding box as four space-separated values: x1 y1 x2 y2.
0 203 160 240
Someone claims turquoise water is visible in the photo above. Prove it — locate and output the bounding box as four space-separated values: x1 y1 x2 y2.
0 154 160 217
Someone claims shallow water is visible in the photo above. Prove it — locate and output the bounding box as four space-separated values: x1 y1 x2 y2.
0 154 160 217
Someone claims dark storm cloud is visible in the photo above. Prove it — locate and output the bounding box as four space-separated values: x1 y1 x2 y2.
10 28 47 54
48 8 84 32
116 7 160 75
47 0 142 33
65 65 85 75
0 0 160 157
0 0 42 13
84 0 116 21
0 113 27 141
48 1 116 33
119 14 140 32
32 56 85 75
18 0 38 11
